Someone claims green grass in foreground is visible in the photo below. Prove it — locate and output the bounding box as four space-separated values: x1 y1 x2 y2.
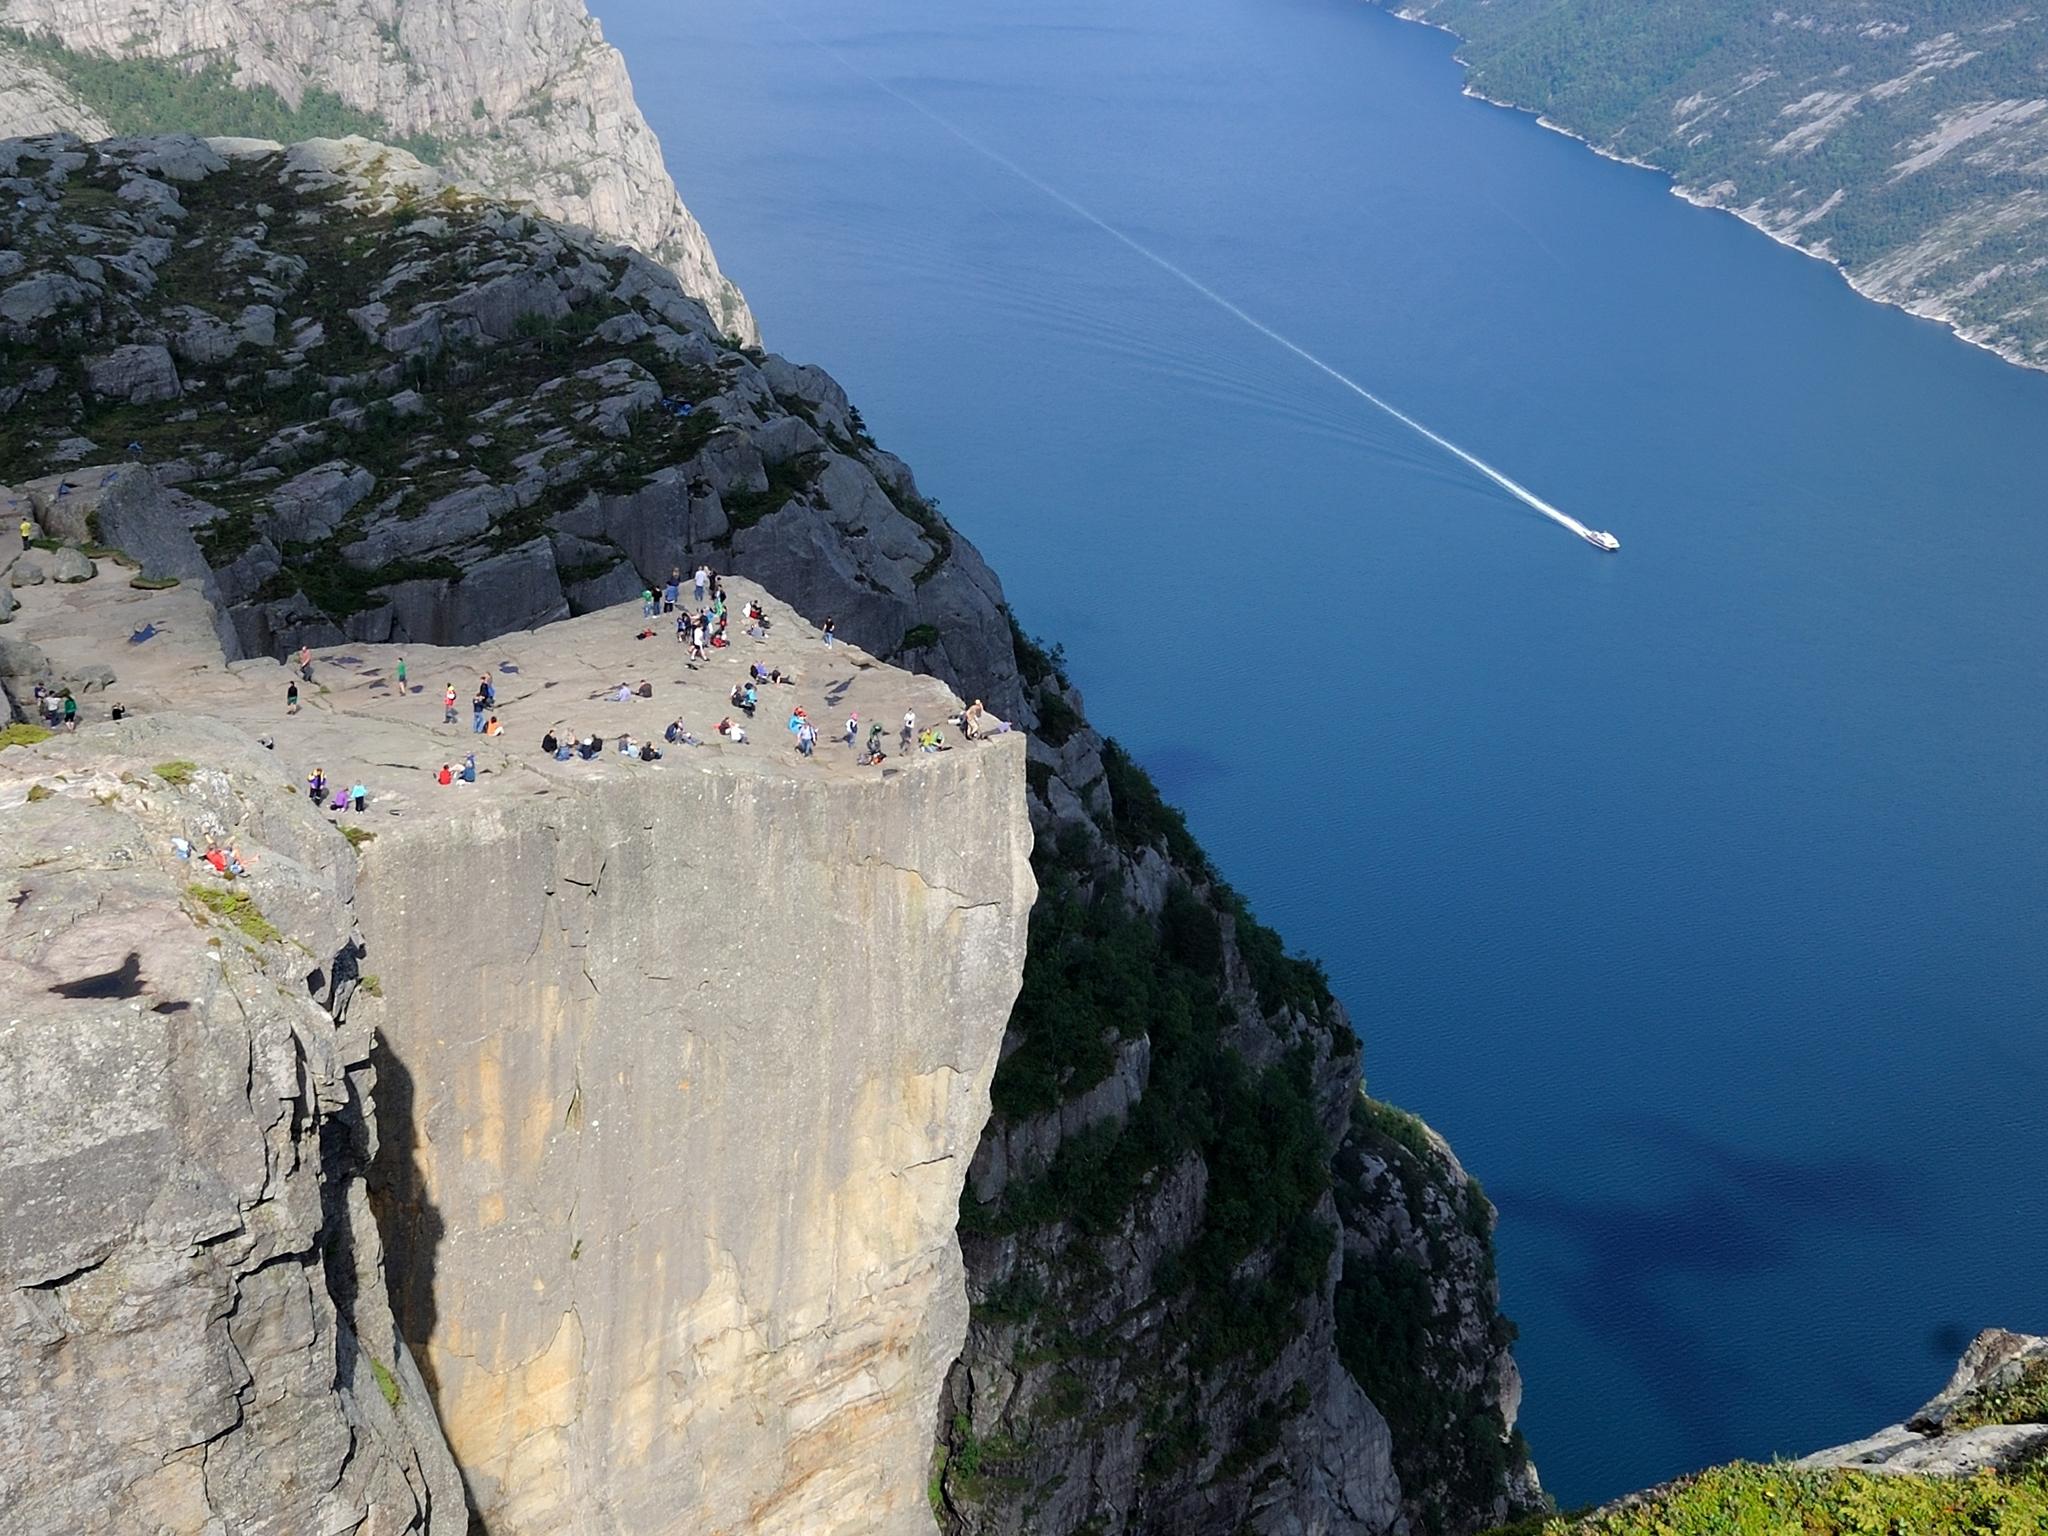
1490 1460 2048 1536
0 723 53 748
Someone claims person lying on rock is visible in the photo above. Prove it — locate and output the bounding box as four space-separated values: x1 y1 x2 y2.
718 717 747 743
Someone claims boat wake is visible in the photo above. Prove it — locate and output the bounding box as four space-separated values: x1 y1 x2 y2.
772 7 1617 551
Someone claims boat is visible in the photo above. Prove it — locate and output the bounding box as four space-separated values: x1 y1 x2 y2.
1581 528 1620 552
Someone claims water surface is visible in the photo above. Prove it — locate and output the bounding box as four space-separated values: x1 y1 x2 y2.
600 0 2048 1504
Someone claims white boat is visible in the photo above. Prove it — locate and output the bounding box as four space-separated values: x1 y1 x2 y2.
1582 528 1620 552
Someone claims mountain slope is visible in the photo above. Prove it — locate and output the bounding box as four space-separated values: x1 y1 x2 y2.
1378 0 2048 369
0 0 756 343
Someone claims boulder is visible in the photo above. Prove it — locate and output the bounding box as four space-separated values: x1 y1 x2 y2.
0 587 14 623
85 344 181 404
0 272 86 326
166 306 242 366
49 548 96 583
344 484 508 568
266 461 375 545
445 270 568 342
9 555 47 588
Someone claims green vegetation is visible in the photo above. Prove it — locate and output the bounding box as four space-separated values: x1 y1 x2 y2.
185 883 281 944
368 1356 402 1409
357 972 383 996
340 825 376 848
152 759 198 786
25 783 54 802
898 623 940 652
1337 1097 1520 1533
0 723 54 748
1947 1359 2048 1433
1497 1459 2048 1535
128 574 180 590
1 29 444 161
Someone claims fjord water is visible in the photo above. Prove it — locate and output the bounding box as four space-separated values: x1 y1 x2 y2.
601 0 2048 1504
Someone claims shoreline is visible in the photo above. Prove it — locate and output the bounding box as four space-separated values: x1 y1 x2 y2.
1381 3 2046 379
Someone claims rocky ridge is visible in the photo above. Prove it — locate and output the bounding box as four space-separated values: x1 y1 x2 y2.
0 0 755 343
0 133 1540 1534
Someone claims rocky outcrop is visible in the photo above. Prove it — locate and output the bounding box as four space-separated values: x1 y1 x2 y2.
0 549 1035 1536
1799 1329 2048 1479
1 131 1541 1536
0 0 755 342
0 717 465 1536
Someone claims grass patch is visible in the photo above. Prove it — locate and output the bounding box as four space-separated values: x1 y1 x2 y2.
25 783 53 802
128 574 180 590
1514 1459 2048 1535
358 973 383 998
186 883 281 944
152 759 199 786
368 1357 402 1409
0 723 53 748
340 825 377 848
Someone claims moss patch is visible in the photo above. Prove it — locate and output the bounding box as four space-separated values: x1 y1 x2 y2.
368 1357 402 1409
0 723 54 748
186 883 281 945
152 759 198 786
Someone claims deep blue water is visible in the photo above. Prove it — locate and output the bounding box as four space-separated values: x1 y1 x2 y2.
599 0 2048 1506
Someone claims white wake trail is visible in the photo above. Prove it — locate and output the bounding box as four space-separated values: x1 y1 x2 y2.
780 14 1602 544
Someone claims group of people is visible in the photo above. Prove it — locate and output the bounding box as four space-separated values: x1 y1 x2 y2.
30 683 79 732
306 767 370 812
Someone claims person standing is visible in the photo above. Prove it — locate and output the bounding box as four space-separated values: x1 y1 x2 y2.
844 712 860 750
297 645 313 683
350 782 367 812
395 656 408 691
61 692 77 731
472 691 487 733
821 618 837 648
693 564 710 603
901 710 916 751
663 578 678 613
286 681 299 715
443 684 458 723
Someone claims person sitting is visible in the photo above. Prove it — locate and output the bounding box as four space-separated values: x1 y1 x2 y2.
618 734 636 756
203 844 230 876
636 679 654 698
459 754 477 783
615 683 632 704
577 735 600 759
717 717 747 743
638 741 661 762
541 729 560 755
436 764 454 786
226 843 250 877
109 702 125 722
554 738 575 761
484 714 503 737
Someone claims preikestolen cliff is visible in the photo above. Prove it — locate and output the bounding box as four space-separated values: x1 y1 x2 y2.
0 3 2044 1536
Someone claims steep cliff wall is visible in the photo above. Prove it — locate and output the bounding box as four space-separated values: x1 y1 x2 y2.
353 745 1034 1535
0 715 465 1536
0 0 756 342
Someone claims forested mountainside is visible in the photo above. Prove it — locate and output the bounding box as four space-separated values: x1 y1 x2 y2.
0 0 755 343
1377 0 2048 369
0 132 1540 1535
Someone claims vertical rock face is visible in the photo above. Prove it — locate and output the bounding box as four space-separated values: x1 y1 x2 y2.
0 720 465 1536
0 0 757 342
353 749 1034 1534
